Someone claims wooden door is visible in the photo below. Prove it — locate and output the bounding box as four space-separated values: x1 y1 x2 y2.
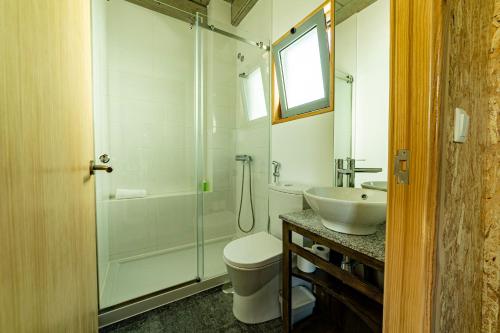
383 0 443 332
0 1 98 332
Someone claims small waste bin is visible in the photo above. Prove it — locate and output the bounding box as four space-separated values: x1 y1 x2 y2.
279 286 316 324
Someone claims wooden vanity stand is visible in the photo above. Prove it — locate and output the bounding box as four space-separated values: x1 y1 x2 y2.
281 210 385 332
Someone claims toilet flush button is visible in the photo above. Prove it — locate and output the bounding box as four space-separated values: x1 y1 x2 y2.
453 107 470 143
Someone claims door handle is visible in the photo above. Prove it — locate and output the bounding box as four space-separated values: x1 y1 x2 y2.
89 160 113 175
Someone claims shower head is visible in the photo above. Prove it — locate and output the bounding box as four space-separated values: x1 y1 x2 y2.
239 72 248 79
235 154 252 162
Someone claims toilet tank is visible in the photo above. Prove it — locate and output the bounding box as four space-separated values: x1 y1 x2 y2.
269 183 310 240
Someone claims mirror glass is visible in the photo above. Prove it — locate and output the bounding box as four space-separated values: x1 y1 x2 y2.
333 0 390 188
241 66 268 121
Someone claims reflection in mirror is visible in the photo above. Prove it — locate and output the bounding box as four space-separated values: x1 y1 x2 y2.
333 0 390 188
333 70 353 160
240 66 268 121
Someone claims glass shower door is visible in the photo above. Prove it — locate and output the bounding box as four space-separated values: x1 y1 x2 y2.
195 14 271 280
92 0 201 309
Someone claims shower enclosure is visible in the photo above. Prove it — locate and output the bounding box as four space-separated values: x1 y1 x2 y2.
91 0 270 323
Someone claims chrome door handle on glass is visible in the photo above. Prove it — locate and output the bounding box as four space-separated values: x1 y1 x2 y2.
89 154 113 175
99 154 110 163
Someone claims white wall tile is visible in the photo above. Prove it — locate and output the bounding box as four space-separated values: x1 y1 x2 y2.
155 195 197 250
108 199 157 259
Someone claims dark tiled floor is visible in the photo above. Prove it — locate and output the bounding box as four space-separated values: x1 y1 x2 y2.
100 287 283 333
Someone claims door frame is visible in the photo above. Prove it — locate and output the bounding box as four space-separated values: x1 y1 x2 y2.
384 0 443 331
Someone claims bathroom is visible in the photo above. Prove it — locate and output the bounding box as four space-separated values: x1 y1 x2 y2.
1 0 498 332
90 0 389 328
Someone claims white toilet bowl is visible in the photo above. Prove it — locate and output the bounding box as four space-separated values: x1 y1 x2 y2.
223 182 310 324
223 232 282 324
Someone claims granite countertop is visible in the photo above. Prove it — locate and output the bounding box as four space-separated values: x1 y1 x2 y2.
280 209 385 263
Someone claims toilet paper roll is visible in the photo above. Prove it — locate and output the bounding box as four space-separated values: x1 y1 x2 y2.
312 244 330 261
297 247 316 273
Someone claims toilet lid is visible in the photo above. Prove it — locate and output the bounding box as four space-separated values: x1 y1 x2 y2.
223 232 282 269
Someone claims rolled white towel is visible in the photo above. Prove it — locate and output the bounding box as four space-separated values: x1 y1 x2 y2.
115 189 147 200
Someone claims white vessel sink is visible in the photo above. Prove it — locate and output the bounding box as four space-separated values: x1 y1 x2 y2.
361 181 388 192
304 187 387 235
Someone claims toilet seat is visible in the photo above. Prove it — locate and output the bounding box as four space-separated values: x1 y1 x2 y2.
223 232 282 269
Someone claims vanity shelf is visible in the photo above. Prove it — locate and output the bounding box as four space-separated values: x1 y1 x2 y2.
292 267 382 332
281 210 385 333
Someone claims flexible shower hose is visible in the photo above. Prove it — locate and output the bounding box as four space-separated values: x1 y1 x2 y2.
237 160 255 233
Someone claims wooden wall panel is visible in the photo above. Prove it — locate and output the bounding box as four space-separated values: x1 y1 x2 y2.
0 1 98 332
433 0 495 332
482 1 500 332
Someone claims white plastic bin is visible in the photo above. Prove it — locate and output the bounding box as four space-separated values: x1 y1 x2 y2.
279 286 316 324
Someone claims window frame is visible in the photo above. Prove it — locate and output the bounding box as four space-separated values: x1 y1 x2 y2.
273 10 330 118
271 0 334 125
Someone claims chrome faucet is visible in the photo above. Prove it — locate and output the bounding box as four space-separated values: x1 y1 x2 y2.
272 161 281 184
335 157 382 187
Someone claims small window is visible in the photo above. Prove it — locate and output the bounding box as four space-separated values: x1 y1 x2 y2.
240 66 268 121
273 10 331 119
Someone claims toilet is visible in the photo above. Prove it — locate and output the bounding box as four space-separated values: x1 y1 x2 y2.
223 183 309 324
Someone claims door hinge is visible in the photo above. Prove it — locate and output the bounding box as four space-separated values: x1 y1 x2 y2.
394 149 410 184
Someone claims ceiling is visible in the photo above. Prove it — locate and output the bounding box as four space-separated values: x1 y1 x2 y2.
335 0 354 11
179 0 253 26
334 0 377 25
128 0 377 28
190 0 211 5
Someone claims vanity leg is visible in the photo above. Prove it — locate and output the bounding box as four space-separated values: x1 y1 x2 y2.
283 223 292 332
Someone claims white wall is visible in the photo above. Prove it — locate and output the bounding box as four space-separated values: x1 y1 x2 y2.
334 0 390 186
272 0 334 187
335 15 357 76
